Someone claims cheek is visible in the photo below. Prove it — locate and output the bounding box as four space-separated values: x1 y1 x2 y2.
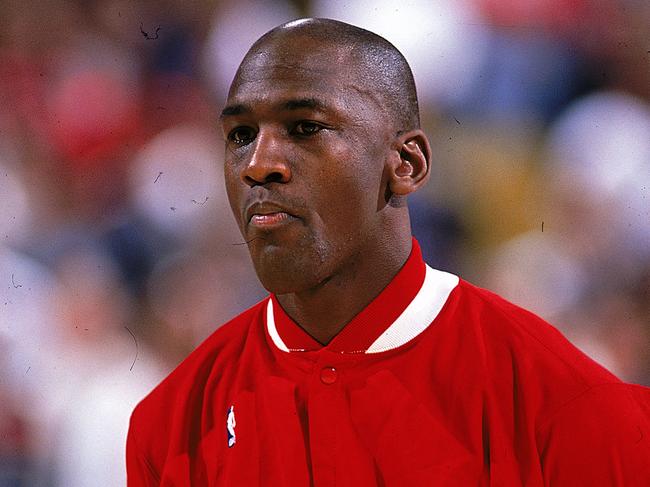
310 156 383 237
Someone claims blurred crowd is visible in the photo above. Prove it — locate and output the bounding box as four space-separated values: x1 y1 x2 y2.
0 0 648 485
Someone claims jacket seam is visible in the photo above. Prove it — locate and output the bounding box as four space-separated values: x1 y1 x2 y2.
534 381 627 436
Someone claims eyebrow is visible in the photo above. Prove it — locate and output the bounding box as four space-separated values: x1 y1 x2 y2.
220 98 330 119
220 104 248 118
282 98 327 111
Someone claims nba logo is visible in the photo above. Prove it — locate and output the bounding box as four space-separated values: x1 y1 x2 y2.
227 405 236 448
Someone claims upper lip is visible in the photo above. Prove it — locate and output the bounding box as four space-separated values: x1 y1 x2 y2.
245 201 298 223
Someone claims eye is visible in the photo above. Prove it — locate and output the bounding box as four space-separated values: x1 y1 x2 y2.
228 127 256 146
292 121 324 136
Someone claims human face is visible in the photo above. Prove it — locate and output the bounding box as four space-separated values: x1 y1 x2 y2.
221 39 393 294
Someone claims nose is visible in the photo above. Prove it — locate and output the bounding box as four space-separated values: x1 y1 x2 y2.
241 130 291 187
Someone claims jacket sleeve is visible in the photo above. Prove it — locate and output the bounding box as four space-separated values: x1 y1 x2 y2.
537 383 650 486
126 410 160 487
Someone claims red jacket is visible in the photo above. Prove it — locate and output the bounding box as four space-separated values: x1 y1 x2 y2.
127 240 650 486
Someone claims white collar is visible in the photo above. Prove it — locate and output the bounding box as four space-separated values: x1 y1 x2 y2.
266 265 459 354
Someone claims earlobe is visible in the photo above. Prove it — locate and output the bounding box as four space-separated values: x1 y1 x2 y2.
389 130 431 196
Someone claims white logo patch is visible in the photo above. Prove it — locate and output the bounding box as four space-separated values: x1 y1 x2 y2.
227 405 236 448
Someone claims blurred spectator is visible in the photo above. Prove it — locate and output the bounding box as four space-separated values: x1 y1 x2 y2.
32 245 165 486
0 346 39 486
481 89 650 384
203 0 299 101
312 0 490 112
128 124 234 243
146 246 264 347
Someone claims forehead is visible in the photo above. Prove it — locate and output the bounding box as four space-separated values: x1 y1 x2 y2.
226 40 379 115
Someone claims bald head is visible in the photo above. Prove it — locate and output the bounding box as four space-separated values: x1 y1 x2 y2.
231 18 421 133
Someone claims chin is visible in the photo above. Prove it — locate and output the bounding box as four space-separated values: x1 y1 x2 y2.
254 264 321 295
249 239 333 295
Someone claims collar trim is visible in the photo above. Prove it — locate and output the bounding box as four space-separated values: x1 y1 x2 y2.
266 300 292 352
365 265 458 353
265 264 458 354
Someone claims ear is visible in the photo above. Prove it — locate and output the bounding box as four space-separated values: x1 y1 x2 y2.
388 129 431 196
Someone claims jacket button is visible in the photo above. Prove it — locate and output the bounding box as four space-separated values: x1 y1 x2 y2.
320 366 337 384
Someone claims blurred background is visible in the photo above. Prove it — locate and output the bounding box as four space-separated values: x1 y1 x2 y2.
0 0 648 484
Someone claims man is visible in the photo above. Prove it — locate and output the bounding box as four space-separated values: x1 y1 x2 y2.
127 18 650 486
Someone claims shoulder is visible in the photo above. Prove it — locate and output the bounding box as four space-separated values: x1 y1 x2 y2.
436 279 621 413
537 382 650 484
455 279 617 379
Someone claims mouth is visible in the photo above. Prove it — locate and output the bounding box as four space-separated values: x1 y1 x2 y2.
246 202 300 229
250 211 297 227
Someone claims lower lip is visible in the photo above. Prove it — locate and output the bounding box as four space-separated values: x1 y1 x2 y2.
250 212 296 228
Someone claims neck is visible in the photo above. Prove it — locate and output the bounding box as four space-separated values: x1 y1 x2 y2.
275 234 412 345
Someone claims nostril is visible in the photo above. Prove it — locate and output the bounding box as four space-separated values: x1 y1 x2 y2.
266 172 284 183
243 175 258 187
244 171 286 187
